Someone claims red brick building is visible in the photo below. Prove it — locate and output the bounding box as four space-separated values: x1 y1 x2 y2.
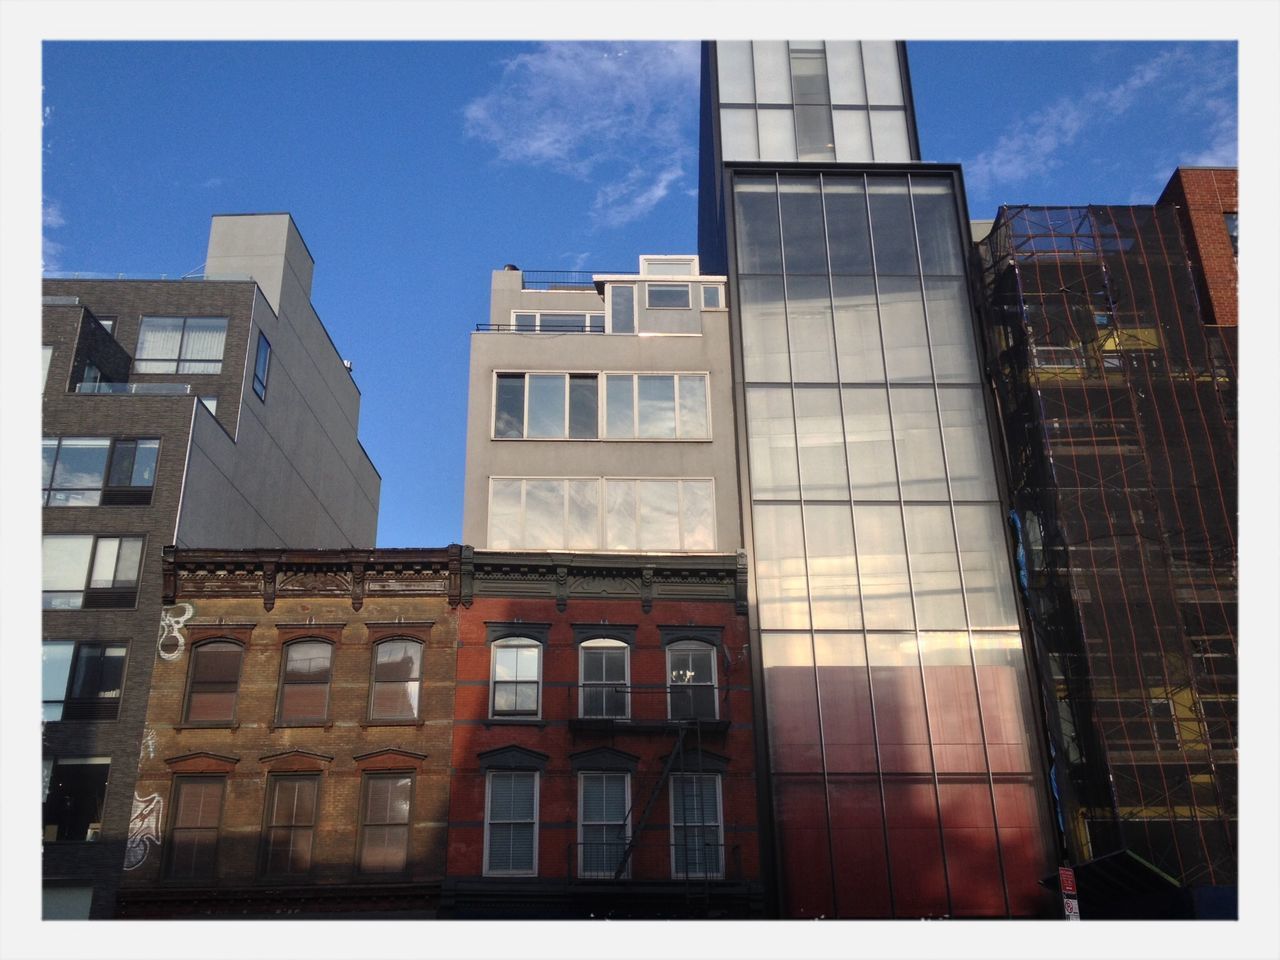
1158 167 1238 328
442 550 764 918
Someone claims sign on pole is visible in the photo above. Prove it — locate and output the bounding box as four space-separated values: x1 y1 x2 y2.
1059 865 1080 919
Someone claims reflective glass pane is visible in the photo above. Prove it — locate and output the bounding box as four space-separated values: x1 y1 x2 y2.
43 535 93 593
924 279 980 383
758 107 797 161
890 386 948 500
867 177 917 276
804 504 860 629
678 375 709 438
113 537 143 586
870 110 912 162
733 176 782 275
525 479 565 548
604 480 637 550
762 632 823 772
911 178 964 276
789 48 829 104
647 283 691 309
135 317 182 362
566 479 599 549
716 41 755 103
795 105 836 161
832 108 873 163
754 503 810 629
938 387 997 499
108 439 139 489
131 440 160 486
824 177 873 276
746 386 799 500
880 276 932 382
89 538 120 588
795 386 848 499
42 438 58 489
862 42 904 105
42 641 75 717
740 275 791 382
527 375 565 438
955 505 1020 630
609 284 635 334
786 275 837 382
854 504 913 629
285 641 331 681
752 41 792 103
843 386 897 499
779 177 828 276
814 634 876 773
832 276 884 382
638 481 679 550
181 317 228 360
826 41 866 105
514 312 536 332
494 375 525 438
489 479 523 548
638 376 677 438
51 438 109 504
605 374 634 438
904 505 966 630
680 480 715 551
720 106 759 161
568 376 597 439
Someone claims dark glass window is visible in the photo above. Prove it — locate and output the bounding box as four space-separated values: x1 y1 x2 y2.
910 178 964 276
646 283 692 309
43 641 127 722
168 777 224 878
370 639 422 721
494 374 526 438
867 177 918 276
42 759 109 842
823 177 873 275
794 106 836 162
568 375 598 439
780 177 829 275
668 641 718 719
609 285 636 334
485 771 537 875
580 639 628 718
263 775 317 877
359 773 412 873
185 640 244 724
1223 212 1237 255
278 640 333 724
734 175 783 275
43 437 158 507
253 332 271 400
671 773 723 878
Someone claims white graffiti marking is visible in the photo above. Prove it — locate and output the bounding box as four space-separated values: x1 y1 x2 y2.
157 603 194 661
123 792 163 871
140 727 157 762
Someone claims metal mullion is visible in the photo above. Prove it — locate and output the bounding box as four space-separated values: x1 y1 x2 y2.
905 175 1012 916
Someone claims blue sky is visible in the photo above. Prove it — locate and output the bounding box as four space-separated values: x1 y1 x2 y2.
40 40 1238 548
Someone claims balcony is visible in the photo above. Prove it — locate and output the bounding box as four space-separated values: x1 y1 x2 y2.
520 270 618 291
75 382 193 396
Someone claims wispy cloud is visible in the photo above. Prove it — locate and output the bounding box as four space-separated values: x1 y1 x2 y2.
201 177 225 189
1182 96 1237 166
43 197 65 271
464 42 699 229
561 251 592 271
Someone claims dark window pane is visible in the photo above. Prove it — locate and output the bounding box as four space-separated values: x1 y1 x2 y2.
284 641 331 681
280 683 328 722
790 48 830 104
911 178 965 276
186 691 237 723
734 175 783 275
610 285 635 334
824 177 874 275
780 177 828 275
568 375 598 439
106 441 136 487
494 375 526 438
372 680 418 719
868 177 918 276
193 642 243 683
542 313 584 332
374 640 421 681
42 761 109 842
795 105 836 161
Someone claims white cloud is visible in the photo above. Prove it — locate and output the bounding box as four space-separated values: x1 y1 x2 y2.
43 199 65 229
464 42 700 229
201 177 225 189
1183 97 1238 166
42 236 64 272
42 197 65 271
561 251 592 271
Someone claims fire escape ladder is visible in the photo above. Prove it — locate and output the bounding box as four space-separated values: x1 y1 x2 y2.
613 723 688 881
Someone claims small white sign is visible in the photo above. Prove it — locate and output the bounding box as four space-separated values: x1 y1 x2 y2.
1063 896 1081 920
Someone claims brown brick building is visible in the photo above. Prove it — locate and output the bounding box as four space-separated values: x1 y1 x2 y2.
1158 167 1239 328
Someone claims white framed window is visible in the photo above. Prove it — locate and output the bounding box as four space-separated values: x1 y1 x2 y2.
42 534 144 609
702 284 724 309
579 772 630 878
670 773 723 879
606 284 636 334
134 316 228 374
579 639 629 719
494 372 709 441
604 479 716 552
640 255 698 276
667 640 718 720
492 373 598 440
508 311 605 333
490 637 542 717
484 770 538 876
645 283 692 310
602 373 709 440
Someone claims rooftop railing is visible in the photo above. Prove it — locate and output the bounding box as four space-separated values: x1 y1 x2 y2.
520 270 617 291
75 382 193 396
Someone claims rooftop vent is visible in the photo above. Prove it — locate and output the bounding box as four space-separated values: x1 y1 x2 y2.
503 264 520 271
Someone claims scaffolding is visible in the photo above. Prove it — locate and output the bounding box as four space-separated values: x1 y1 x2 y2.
977 203 1238 889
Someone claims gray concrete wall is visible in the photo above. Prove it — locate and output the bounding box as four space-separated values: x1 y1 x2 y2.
463 267 740 551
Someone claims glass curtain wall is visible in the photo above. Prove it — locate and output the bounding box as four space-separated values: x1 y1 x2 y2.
735 170 1053 917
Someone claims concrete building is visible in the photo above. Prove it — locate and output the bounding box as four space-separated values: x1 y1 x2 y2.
41 214 381 918
974 169 1238 917
697 41 1058 917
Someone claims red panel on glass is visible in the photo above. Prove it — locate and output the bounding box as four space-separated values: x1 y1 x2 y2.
871 667 932 772
977 665 1033 773
775 777 834 918
924 664 986 774
883 780 947 917
828 777 892 917
815 645 878 773
764 664 824 773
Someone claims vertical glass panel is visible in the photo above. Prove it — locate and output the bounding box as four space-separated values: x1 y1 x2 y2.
890 386 948 500
904 505 966 630
746 386 799 500
862 42 904 105
637 480 679 550
919 632 984 775
106 440 138 489
795 386 848 499
938 387 997 499
789 46 830 104
761 632 823 772
113 538 143 586
733 175 782 275
758 107 797 161
494 375 525 438
825 41 866 105
489 480 523 548
832 277 884 382
605 374 634 438
527 375 566 438
955 505 1020 630
854 505 913 629
795 106 836 161
973 633 1036 775
89 538 120 588
785 275 837 382
609 285 635 334
752 41 792 103
568 376 598 439
867 177 917 276
43 345 53 391
678 376 709 438
866 633 933 773
911 178 965 276
753 503 810 629
638 376 677 438
924 279 980 383
832 109 873 162
716 40 756 102
42 438 58 490
42 641 76 721
779 177 828 276
131 440 160 486
842 386 897 499
823 176 873 276
51 438 109 505
870 110 912 163
719 106 759 161
814 634 876 773
524 480 565 549
740 276 791 382
681 480 716 551
179 317 228 368
566 480 599 549
701 284 722 309
513 312 536 332
604 480 637 550
134 317 182 371
880 276 932 382
775 775 836 916
804 504 860 629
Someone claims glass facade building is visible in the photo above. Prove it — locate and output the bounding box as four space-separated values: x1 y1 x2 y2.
700 42 1057 918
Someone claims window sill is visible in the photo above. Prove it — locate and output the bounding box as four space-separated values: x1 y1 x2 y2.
484 718 547 728
358 719 424 728
269 721 333 731
174 722 240 731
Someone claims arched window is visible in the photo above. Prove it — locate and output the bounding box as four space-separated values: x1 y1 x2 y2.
490 637 542 718
667 640 718 720
277 639 333 724
369 638 423 721
579 638 629 719
184 639 244 724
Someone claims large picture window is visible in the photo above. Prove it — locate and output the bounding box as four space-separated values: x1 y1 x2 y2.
277 640 333 724
184 640 244 725
42 641 126 721
493 372 708 440
359 773 412 874
43 437 159 507
134 316 227 374
507 311 604 333
263 775 317 877
485 771 538 876
490 637 542 718
42 535 144 609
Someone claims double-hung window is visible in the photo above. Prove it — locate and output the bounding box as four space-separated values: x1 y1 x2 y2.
277 640 333 724
485 771 538 876
42 757 110 842
358 773 413 874
43 437 159 506
42 534 144 609
184 640 244 725
667 640 718 720
490 638 541 717
580 639 629 719
263 775 318 877
134 316 228 374
369 638 422 722
42 641 127 721
252 332 271 400
168 777 224 879
579 772 630 878
670 774 723 879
